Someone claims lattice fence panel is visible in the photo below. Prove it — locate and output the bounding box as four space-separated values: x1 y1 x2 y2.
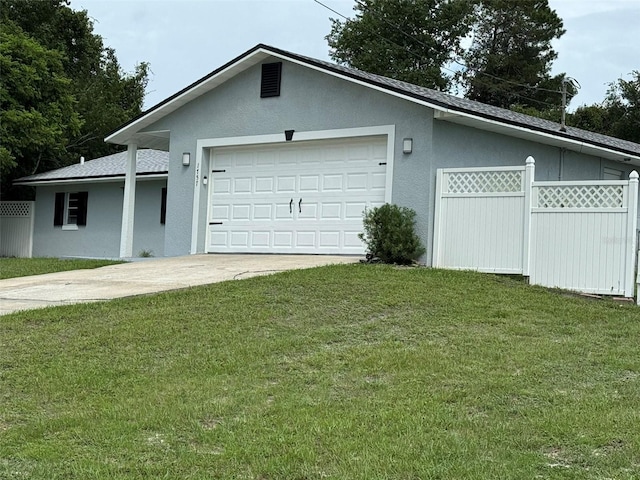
536 185 624 209
0 201 33 217
446 170 523 194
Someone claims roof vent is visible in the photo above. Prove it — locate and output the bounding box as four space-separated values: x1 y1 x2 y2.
261 62 282 98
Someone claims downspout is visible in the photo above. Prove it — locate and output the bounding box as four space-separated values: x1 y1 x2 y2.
559 147 565 181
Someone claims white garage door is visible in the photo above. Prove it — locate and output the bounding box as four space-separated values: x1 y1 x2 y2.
206 135 388 254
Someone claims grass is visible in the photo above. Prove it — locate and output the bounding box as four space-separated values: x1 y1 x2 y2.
0 257 124 280
1 264 639 479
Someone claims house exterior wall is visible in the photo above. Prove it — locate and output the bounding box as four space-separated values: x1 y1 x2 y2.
143 60 432 257
32 180 166 258
140 57 634 262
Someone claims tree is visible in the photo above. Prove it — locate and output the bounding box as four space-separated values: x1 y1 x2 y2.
327 0 475 91
461 0 566 110
0 0 148 199
571 71 640 144
0 22 81 192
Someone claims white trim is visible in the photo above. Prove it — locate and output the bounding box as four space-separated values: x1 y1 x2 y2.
190 125 396 254
190 147 205 254
61 224 78 231
14 174 168 187
438 165 526 174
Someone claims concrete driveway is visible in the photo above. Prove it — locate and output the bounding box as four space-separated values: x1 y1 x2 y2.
0 254 359 316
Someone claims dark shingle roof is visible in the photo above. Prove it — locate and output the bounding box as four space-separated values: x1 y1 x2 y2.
14 149 168 184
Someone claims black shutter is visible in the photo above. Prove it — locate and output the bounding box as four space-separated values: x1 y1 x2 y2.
54 192 65 226
76 191 88 226
160 187 167 225
260 62 282 98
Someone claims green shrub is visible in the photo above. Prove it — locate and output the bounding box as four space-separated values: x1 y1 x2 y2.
359 203 425 265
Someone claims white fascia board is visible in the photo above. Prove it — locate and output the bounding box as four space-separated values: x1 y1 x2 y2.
14 173 167 187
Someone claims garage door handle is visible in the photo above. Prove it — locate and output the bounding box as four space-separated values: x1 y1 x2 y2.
298 198 302 213
289 198 293 214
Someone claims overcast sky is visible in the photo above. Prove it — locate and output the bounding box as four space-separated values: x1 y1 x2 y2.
68 0 639 111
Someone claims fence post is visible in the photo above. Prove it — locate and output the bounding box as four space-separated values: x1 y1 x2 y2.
626 171 639 300
432 168 444 268
522 156 535 277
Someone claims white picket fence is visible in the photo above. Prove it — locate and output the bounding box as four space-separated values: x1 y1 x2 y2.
0 201 35 258
433 157 639 298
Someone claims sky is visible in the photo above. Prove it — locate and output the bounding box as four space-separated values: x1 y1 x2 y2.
68 0 640 111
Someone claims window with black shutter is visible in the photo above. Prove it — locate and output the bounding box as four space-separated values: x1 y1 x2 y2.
53 191 88 228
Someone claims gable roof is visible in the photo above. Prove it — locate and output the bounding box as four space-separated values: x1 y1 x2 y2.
14 149 169 186
106 44 640 164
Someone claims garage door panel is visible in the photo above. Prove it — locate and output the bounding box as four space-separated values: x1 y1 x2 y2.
234 178 252 193
346 173 368 191
232 204 251 220
207 135 387 254
213 178 231 194
296 231 316 247
274 231 293 247
299 175 320 192
345 202 367 219
322 174 343 191
256 151 276 166
321 203 341 219
230 231 250 247
253 204 273 220
276 176 296 193
255 177 274 193
372 172 387 189
274 202 294 219
211 205 230 221
251 231 270 247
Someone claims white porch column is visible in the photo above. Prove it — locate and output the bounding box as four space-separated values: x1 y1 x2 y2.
119 143 137 258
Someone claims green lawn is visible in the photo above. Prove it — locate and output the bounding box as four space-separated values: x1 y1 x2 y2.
0 257 123 280
1 264 639 479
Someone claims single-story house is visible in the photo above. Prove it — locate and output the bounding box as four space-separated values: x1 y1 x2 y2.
15 44 640 260
15 149 168 258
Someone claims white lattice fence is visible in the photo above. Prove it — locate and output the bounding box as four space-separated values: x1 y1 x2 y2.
433 159 638 298
530 180 637 296
432 161 533 274
0 201 35 258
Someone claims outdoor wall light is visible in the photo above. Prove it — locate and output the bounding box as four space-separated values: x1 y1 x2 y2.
403 138 413 154
285 129 295 141
182 152 190 166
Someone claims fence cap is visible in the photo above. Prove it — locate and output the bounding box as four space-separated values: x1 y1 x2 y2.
630 170 639 181
525 156 535 165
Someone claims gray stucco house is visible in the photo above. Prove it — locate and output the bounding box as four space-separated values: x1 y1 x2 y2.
16 44 640 260
15 149 168 258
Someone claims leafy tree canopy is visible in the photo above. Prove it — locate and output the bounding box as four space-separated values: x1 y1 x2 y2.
327 0 475 91
0 0 148 199
571 71 640 144
461 0 566 110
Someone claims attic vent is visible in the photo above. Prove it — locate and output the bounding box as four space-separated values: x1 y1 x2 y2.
261 62 282 98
